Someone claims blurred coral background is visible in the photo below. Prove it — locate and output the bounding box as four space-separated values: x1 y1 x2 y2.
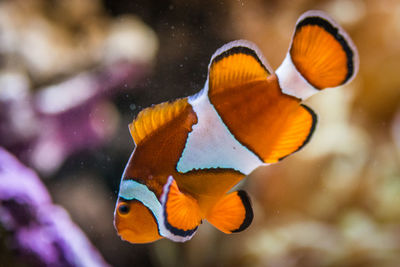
1 0 400 266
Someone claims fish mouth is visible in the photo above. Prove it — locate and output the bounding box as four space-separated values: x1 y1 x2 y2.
118 229 133 241
118 229 162 244
118 229 141 243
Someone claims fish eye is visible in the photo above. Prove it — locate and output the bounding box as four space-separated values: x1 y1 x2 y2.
118 203 130 215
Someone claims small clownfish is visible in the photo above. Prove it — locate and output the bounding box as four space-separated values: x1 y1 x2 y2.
114 10 359 244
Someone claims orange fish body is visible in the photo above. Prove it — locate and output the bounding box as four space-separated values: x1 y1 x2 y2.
114 10 359 243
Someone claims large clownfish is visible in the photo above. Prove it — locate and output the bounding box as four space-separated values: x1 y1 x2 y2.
114 10 359 243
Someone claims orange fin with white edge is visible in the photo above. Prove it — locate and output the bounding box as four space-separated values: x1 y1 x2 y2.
129 98 192 145
206 190 253 234
208 40 273 95
206 71 317 164
264 103 317 162
276 10 359 100
205 41 315 165
159 176 202 242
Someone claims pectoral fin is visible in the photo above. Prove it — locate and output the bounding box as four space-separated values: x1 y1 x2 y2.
159 176 202 242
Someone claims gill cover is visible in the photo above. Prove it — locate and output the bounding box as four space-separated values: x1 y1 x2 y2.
114 179 163 244
114 199 162 243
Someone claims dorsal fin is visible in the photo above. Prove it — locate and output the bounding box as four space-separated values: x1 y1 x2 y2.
208 40 272 96
129 98 190 145
265 104 317 162
205 71 317 165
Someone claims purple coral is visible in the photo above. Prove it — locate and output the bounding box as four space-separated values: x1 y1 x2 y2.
0 147 110 267
0 61 148 175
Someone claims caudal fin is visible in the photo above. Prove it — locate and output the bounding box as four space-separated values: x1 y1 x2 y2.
276 10 359 100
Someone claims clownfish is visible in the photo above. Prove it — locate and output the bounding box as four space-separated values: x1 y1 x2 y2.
114 10 359 243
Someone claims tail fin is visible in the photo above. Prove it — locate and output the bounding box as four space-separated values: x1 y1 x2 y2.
276 10 359 100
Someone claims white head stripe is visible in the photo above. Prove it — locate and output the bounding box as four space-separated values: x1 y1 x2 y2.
119 180 162 223
119 179 184 239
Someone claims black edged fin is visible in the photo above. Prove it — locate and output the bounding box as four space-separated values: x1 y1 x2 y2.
206 190 253 234
289 10 359 89
159 176 202 242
